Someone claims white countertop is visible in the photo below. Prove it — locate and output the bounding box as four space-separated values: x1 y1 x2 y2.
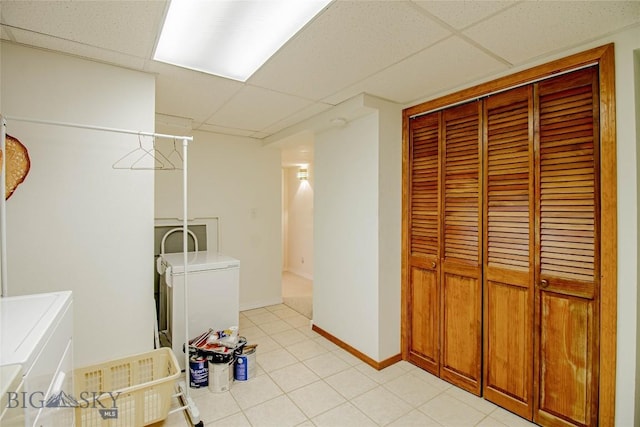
0 291 73 371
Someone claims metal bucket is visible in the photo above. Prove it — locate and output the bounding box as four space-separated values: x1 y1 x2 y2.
209 360 233 392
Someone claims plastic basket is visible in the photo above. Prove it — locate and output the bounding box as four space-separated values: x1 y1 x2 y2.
73 348 180 427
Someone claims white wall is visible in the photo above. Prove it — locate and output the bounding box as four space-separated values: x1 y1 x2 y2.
1 42 155 367
315 112 381 359
154 130 282 311
313 98 402 363
634 44 640 427
283 166 314 279
282 169 288 272
375 99 402 360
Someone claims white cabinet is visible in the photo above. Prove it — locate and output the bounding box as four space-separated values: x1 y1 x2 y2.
1 365 24 426
0 291 74 426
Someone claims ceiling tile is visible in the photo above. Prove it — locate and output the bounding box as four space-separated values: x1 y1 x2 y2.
151 61 243 124
0 0 166 57
413 0 518 30
259 102 333 136
464 1 640 64
249 0 451 102
324 36 508 106
195 123 260 138
6 26 146 70
249 131 270 139
1 25 14 41
205 86 313 132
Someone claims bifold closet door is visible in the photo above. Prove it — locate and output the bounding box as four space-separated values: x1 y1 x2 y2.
482 86 534 418
440 101 482 395
407 112 441 375
533 67 600 426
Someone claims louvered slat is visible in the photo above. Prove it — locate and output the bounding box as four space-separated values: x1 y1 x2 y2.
410 113 439 257
443 103 480 263
487 96 530 271
539 73 596 283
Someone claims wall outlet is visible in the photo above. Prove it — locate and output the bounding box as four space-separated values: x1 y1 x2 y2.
301 257 304 264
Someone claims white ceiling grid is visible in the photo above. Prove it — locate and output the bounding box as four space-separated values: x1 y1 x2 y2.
1 0 639 140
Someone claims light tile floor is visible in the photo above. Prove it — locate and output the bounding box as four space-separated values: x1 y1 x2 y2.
156 304 538 427
282 272 313 319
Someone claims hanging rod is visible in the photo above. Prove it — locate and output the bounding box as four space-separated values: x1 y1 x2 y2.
4 115 193 141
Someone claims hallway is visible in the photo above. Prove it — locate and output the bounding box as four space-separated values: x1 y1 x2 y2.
282 271 312 319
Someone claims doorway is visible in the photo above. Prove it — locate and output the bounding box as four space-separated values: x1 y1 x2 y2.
281 140 314 319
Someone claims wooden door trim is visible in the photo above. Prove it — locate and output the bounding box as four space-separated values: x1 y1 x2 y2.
401 43 617 426
597 44 616 427
401 113 410 361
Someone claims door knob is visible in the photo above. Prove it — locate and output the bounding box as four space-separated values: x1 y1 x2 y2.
540 279 549 288
431 261 436 269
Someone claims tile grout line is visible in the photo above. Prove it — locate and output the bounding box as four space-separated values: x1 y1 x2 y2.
193 307 530 427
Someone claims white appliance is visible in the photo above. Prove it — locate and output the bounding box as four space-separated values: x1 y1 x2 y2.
1 365 24 426
0 291 74 427
160 251 239 369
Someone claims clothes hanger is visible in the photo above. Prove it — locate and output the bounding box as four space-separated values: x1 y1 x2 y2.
112 134 176 170
165 138 184 170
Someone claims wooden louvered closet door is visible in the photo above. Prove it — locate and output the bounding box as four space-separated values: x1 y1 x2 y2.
440 101 482 395
405 47 613 427
533 67 600 427
406 112 441 375
483 86 534 418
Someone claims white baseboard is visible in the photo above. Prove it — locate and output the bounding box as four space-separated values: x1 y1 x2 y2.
240 297 283 312
284 269 313 281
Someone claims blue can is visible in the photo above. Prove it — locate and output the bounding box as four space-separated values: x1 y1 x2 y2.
189 356 208 388
235 355 248 381
234 348 256 381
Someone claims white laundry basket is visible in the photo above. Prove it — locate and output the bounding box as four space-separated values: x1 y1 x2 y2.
73 348 180 426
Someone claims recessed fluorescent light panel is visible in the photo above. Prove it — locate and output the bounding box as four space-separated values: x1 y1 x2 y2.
154 0 331 82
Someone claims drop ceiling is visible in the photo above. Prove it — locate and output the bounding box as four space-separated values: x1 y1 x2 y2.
1 1 639 142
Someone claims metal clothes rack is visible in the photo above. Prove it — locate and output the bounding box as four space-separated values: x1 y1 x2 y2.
0 114 203 427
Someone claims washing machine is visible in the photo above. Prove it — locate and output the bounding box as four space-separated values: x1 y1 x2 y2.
159 251 240 369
